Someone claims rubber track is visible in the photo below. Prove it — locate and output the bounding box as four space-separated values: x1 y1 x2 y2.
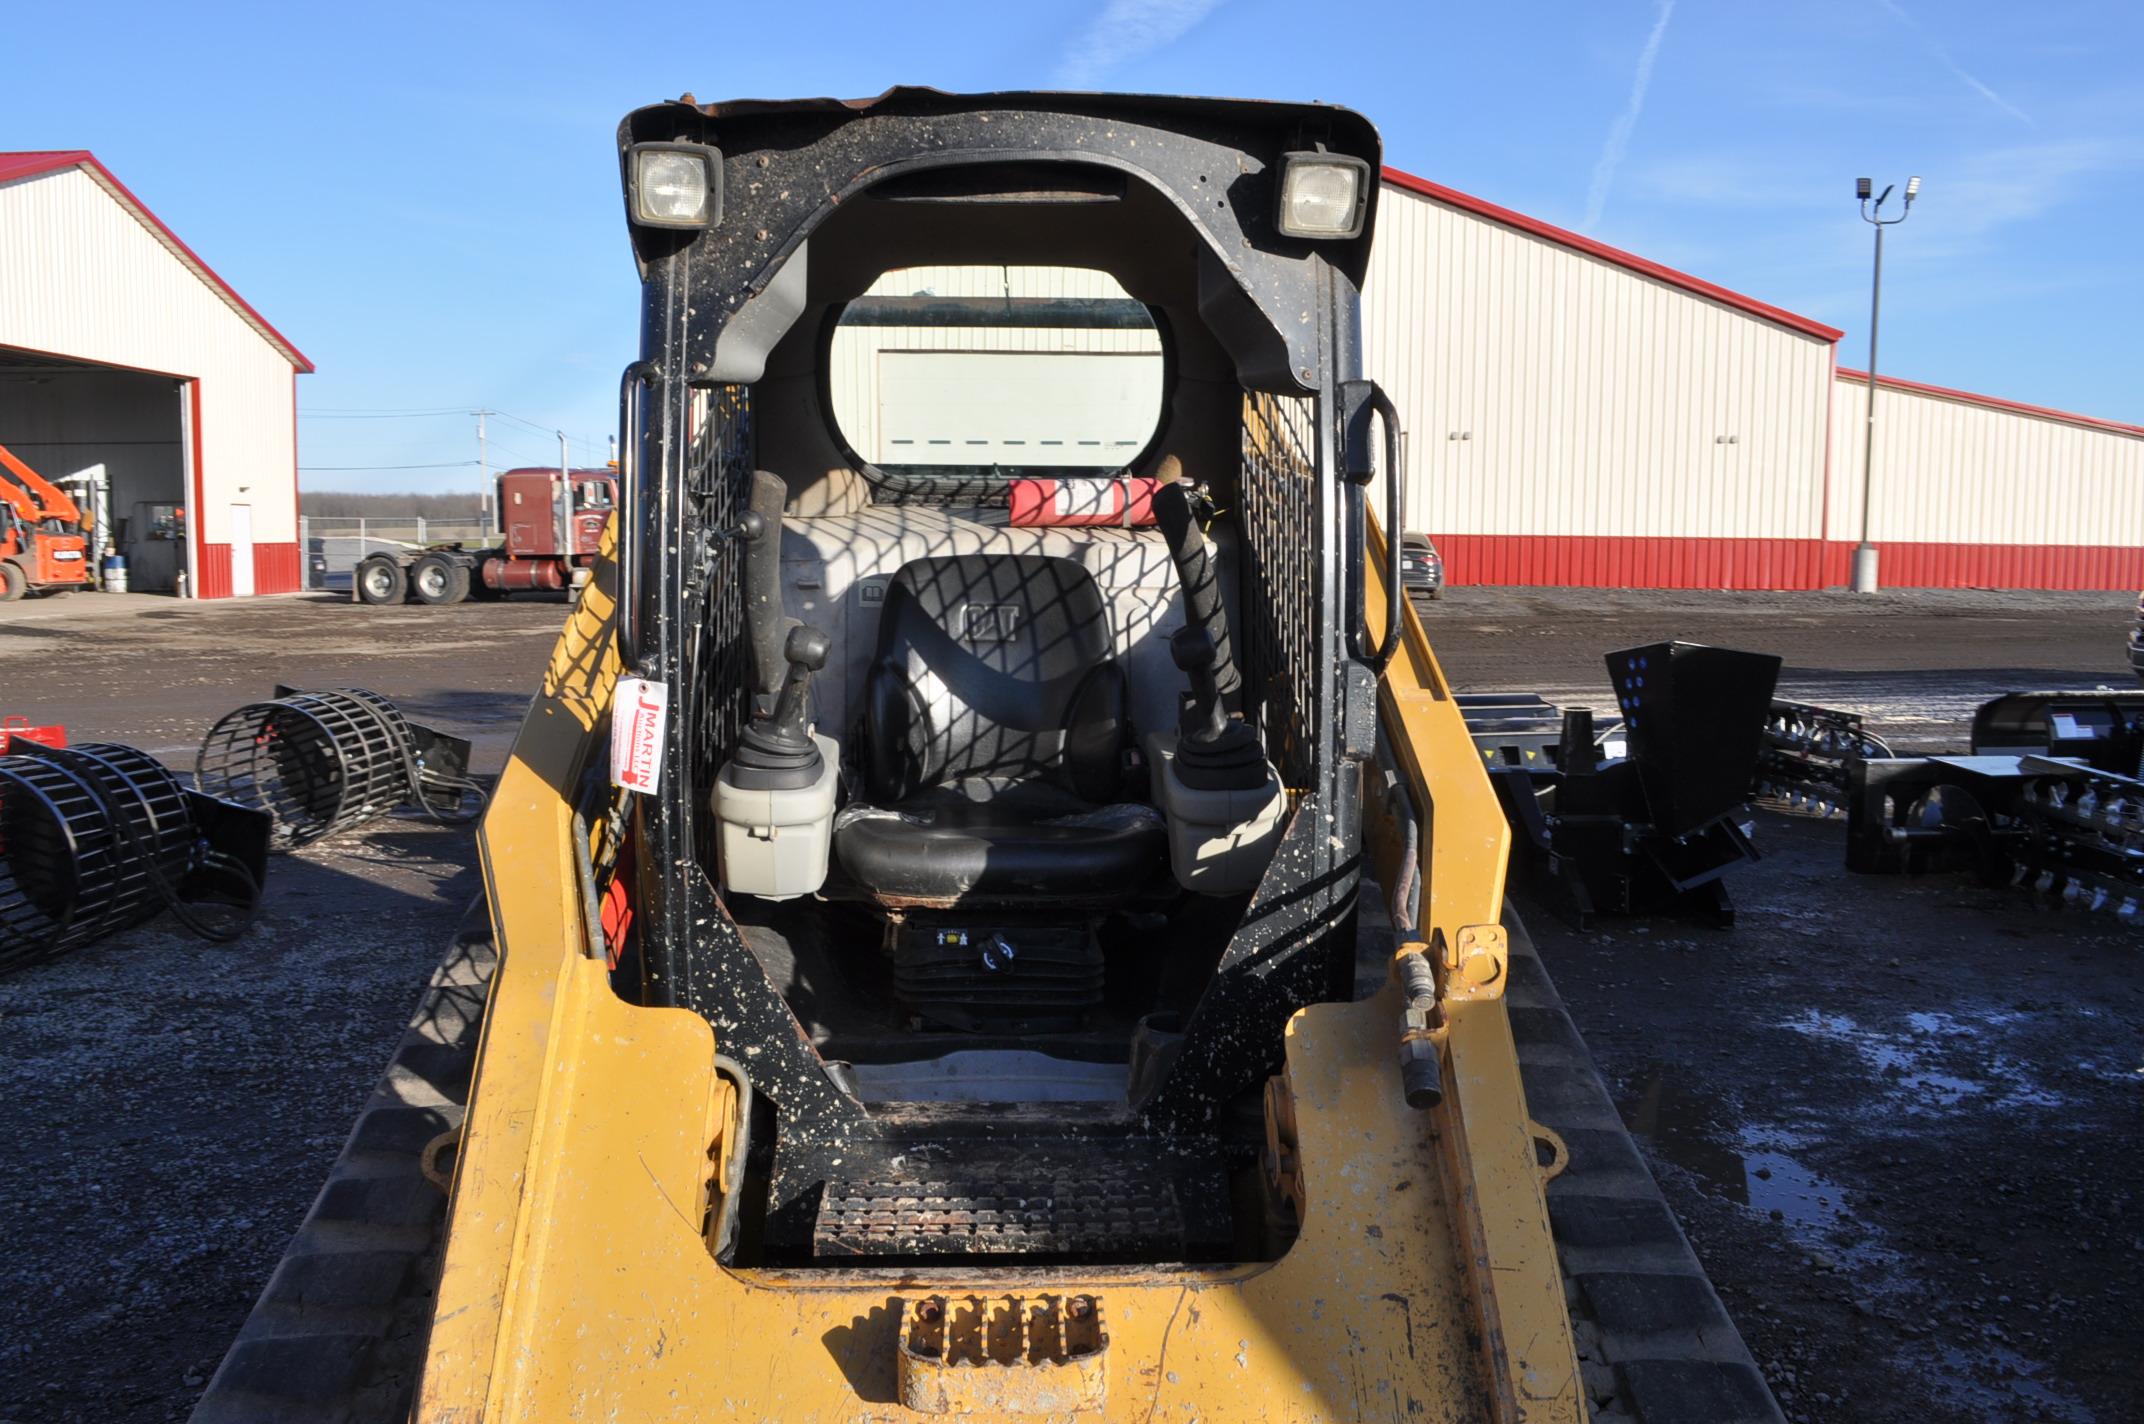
188 917 494 1424
1505 908 1786 1424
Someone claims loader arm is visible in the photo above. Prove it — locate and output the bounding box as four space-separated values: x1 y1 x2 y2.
1361 508 1580 1413
412 518 1583 1422
0 441 83 525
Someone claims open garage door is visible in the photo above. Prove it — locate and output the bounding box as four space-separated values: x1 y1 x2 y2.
0 349 189 593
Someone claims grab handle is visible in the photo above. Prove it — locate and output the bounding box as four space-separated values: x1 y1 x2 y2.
1340 380 1406 676
616 361 656 663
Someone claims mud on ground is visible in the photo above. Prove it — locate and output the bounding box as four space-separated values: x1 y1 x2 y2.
1533 811 2142 1424
0 585 2137 1422
0 593 542 1423
1442 585 2142 1423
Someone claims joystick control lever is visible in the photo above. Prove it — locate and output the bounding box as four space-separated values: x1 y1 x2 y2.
1170 626 1267 791
1172 627 1232 747
728 624 829 789
765 625 828 751
740 470 789 704
1154 624 1287 894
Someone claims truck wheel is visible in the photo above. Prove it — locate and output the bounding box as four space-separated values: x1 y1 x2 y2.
356 556 408 605
0 563 24 602
411 554 468 606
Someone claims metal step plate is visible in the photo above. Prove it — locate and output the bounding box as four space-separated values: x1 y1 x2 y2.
813 1140 1232 1260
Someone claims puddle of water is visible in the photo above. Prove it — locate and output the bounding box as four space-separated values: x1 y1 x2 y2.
1621 1071 1872 1247
1621 1065 2096 1424
1925 1341 2096 1424
1780 1008 2063 1112
1736 1147 1846 1234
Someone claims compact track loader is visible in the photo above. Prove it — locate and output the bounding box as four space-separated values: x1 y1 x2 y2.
194 89 1781 1424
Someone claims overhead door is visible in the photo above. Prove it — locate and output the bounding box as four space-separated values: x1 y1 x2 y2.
876 350 1160 468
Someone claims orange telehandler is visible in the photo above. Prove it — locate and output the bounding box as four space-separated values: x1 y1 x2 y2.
0 441 91 601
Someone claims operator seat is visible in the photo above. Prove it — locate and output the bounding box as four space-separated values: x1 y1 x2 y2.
832 553 1166 905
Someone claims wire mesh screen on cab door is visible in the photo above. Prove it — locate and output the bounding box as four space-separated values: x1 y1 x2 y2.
1237 392 1321 787
685 383 757 856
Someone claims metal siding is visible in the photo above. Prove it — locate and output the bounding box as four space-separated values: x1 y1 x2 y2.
254 541 302 594
195 541 233 599
1830 373 2144 585
0 167 300 556
826 265 1162 463
1363 181 1833 563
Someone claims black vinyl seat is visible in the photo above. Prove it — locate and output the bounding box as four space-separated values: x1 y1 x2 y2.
832 554 1165 906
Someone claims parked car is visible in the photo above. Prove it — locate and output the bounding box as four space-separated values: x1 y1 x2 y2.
2129 590 2144 683
1400 532 1444 600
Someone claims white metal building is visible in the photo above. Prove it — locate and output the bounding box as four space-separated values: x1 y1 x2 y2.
1365 167 2144 589
0 150 310 597
1366 170 1841 588
1827 369 2144 588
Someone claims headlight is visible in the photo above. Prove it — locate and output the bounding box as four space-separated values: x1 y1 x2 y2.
628 143 722 228
1277 152 1371 240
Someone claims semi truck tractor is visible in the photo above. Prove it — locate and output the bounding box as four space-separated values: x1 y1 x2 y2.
352 465 616 605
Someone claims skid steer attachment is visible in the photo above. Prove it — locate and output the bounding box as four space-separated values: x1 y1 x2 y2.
327 89 1787 1424
1468 643 1781 927
1749 689 2144 920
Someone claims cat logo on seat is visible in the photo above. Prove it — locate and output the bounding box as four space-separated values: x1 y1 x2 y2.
961 603 1023 643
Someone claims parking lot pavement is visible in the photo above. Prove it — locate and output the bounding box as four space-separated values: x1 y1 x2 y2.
0 590 568 770
1422 584 2136 747
0 585 2136 1422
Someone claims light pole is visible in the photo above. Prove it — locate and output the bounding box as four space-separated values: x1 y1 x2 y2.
1851 173 1920 594
475 409 491 540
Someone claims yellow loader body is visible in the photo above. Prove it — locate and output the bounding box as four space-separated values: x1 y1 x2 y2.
412 522 1581 1422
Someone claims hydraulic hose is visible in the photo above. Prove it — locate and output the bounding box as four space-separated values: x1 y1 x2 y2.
710 1054 755 1257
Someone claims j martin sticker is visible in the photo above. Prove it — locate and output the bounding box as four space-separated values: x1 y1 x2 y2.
610 676 669 794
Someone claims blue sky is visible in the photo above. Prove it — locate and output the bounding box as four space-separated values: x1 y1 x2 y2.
4 0 2138 494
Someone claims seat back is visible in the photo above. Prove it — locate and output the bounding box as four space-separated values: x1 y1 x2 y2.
862 555 1126 803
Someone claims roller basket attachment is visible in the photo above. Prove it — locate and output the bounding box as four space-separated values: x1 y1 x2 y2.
0 741 270 972
194 686 483 850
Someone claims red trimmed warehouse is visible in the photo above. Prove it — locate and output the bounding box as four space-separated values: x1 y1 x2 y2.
0 150 311 598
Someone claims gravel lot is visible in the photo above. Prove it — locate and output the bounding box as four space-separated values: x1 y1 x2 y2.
0 592 558 1424
1431 584 2142 1423
0 584 2137 1422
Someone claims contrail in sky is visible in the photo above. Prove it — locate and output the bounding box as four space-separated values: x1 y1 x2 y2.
1583 0 1676 232
1877 0 2032 124
1055 0 1227 88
